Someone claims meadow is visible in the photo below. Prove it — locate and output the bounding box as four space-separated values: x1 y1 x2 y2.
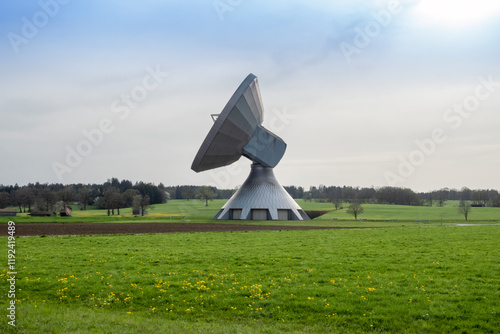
1 226 499 333
3 199 499 225
1 200 499 333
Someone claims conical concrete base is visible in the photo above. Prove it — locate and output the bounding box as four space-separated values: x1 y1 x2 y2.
214 163 310 220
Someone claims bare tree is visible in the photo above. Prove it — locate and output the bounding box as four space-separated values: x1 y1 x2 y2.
0 191 10 209
132 194 150 216
158 183 169 204
114 192 124 215
426 192 433 207
78 186 93 210
346 201 364 220
460 187 471 201
433 189 447 207
103 187 122 216
471 189 488 207
122 189 140 207
58 186 75 208
16 187 36 212
36 188 57 212
328 194 342 210
492 195 500 208
182 187 195 201
13 188 30 212
341 186 356 203
196 186 217 206
458 199 471 221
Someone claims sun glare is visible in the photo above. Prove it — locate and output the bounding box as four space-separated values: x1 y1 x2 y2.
414 0 500 28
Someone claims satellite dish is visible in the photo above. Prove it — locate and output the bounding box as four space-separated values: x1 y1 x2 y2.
192 74 286 172
192 74 309 221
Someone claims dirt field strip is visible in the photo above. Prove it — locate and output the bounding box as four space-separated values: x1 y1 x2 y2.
1 222 365 236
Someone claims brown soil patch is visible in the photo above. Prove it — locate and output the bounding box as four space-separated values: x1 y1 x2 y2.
3 222 361 237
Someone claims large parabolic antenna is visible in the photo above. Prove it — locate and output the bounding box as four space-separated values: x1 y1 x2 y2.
192 74 309 221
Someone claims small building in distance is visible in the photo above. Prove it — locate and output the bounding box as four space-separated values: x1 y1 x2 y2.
0 209 17 217
60 206 72 217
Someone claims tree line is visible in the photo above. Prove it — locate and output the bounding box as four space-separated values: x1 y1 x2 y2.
1 180 499 214
299 185 500 207
0 179 223 214
0 178 169 216
164 185 233 201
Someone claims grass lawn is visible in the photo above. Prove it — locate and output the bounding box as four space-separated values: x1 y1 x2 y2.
2 199 499 225
295 200 500 222
1 225 499 333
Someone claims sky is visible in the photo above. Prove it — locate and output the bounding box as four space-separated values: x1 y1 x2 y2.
1 0 499 193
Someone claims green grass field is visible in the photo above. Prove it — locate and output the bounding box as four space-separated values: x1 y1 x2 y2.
1 226 499 333
1 200 499 333
3 199 499 225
